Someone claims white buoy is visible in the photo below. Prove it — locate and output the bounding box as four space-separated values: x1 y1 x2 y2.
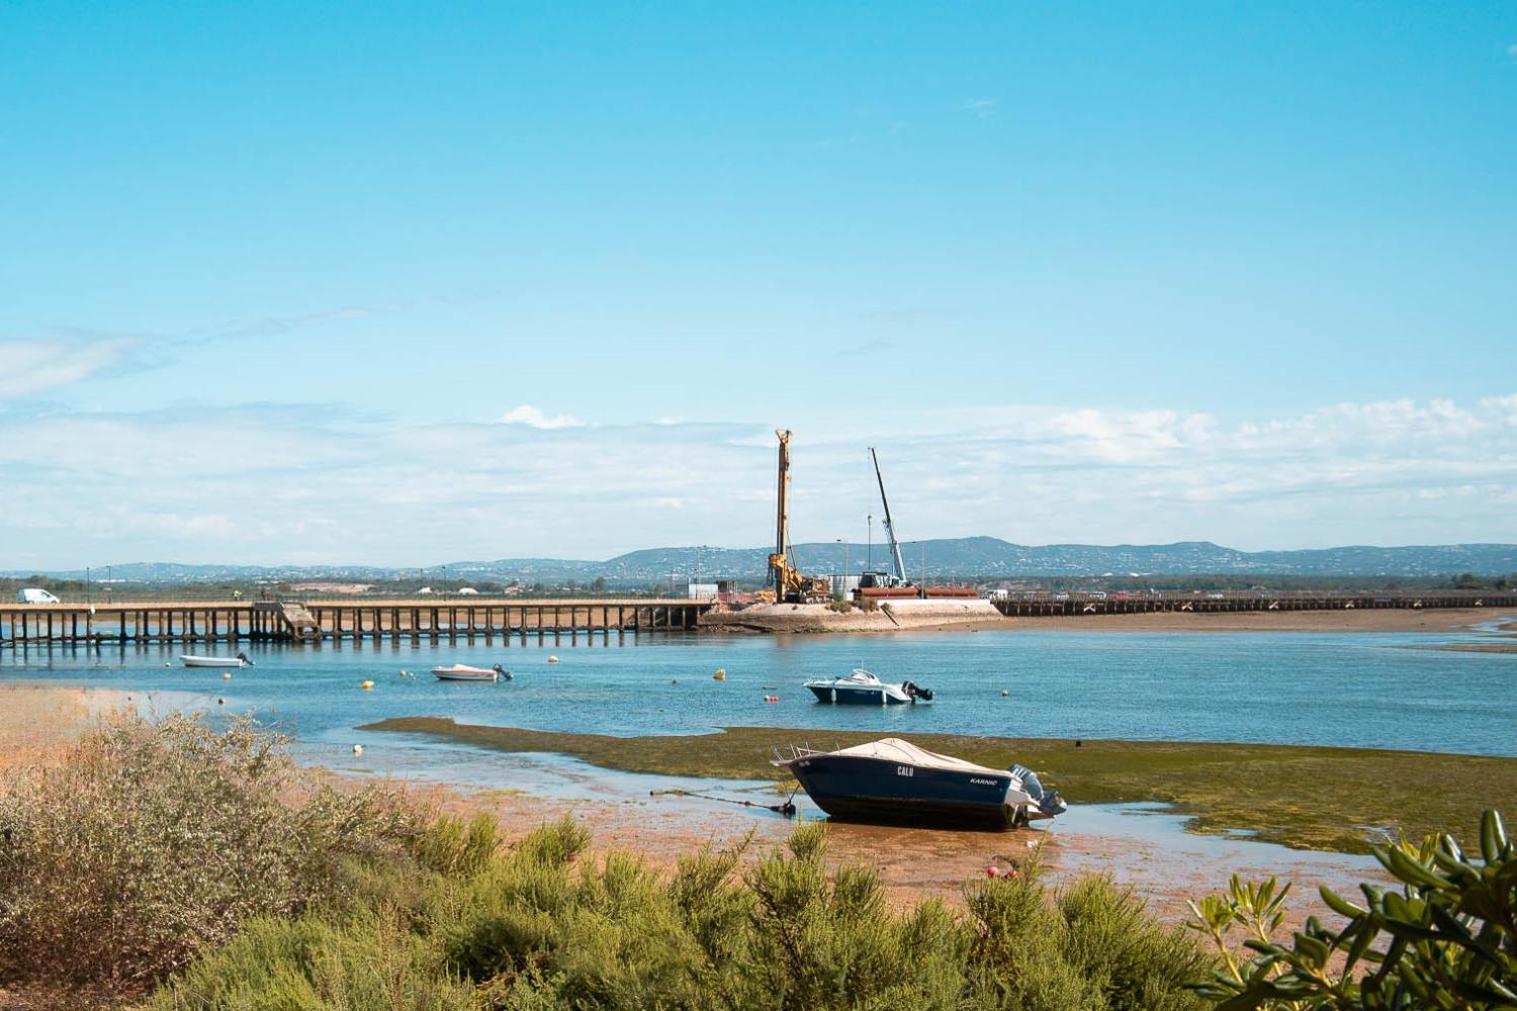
352 744 364 755
1000 690 1009 697
547 655 560 663
223 672 232 680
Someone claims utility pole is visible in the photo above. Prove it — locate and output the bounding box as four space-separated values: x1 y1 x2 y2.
867 515 873 571
86 566 91 606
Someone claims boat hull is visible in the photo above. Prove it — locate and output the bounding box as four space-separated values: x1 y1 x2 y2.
805 684 910 705
787 754 1019 829
432 668 498 682
181 656 245 668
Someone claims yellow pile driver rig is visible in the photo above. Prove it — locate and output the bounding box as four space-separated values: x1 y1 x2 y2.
767 429 832 603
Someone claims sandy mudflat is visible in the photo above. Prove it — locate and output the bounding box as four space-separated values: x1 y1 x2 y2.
0 683 138 774
404 773 1378 932
999 607 1514 634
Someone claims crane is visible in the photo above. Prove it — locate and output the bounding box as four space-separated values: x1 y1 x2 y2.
866 447 911 589
767 429 830 603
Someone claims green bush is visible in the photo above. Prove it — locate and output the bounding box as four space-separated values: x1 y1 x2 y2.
150 816 1208 1011
1190 809 1515 1009
0 713 421 994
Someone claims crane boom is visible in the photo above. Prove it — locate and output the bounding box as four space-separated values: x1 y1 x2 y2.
869 447 908 584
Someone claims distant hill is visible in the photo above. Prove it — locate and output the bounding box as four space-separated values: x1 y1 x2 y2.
9 539 1517 585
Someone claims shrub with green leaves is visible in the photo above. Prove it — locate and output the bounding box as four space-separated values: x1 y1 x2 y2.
151 815 1208 1011
1189 809 1515 1009
0 713 421 994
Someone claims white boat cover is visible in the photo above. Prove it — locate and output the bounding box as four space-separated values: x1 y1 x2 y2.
825 738 1009 777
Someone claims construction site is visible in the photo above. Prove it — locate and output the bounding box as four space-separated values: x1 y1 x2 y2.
703 429 1005 631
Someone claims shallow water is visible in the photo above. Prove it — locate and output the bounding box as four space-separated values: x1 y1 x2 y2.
2 627 1513 755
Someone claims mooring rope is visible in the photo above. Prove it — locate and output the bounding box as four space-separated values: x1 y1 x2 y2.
649 787 798 817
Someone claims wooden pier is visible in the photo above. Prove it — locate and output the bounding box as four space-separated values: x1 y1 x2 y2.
991 589 1517 617
0 598 712 646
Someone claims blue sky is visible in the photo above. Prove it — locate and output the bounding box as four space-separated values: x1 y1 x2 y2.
2 2 1515 566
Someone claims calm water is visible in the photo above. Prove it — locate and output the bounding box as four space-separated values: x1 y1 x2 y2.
2 628 1513 757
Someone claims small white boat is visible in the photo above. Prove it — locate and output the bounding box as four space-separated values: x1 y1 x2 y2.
181 652 253 668
431 663 509 682
804 669 932 705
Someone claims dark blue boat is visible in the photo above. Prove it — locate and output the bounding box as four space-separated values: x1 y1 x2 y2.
773 738 1065 830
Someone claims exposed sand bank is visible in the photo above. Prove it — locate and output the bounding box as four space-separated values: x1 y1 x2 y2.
1014 607 1515 634
386 766 1380 930
0 683 139 774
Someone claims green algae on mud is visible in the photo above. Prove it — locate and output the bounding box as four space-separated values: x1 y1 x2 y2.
360 717 1517 855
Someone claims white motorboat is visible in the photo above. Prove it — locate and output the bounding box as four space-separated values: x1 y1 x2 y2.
804 669 932 705
431 663 509 682
181 652 253 668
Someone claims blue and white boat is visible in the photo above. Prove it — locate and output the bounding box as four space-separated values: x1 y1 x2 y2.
773 738 1065 830
803 669 933 705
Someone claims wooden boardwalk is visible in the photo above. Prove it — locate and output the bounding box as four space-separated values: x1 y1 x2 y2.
991 589 1517 617
0 598 713 645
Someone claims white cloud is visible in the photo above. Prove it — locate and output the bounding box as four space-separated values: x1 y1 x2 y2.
0 337 138 399
2 395 1515 567
498 404 585 429
961 98 996 118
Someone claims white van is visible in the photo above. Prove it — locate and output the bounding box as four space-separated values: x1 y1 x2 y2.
16 588 61 604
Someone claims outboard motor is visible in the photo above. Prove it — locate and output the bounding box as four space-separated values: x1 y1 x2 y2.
902 681 934 702
493 664 512 681
1010 763 1066 816
236 651 253 666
